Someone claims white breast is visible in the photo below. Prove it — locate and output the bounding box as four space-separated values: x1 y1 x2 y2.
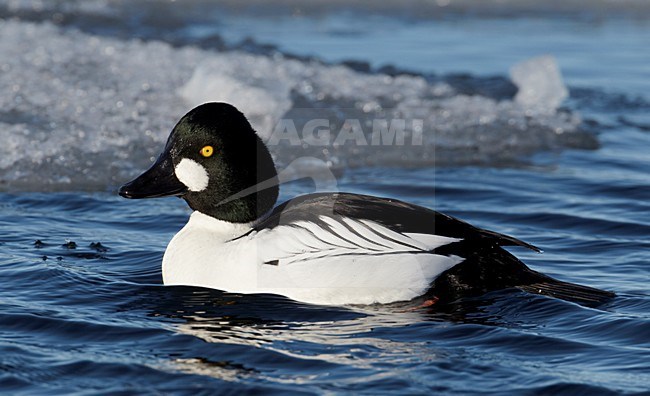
162 211 464 305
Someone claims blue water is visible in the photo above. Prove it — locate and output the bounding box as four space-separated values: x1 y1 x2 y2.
1 1 650 394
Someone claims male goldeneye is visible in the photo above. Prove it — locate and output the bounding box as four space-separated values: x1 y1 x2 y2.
119 102 614 306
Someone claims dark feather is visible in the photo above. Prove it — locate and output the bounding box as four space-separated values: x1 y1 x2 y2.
428 242 615 306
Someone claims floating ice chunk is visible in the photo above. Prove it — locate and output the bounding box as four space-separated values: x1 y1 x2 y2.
510 55 568 113
0 21 594 191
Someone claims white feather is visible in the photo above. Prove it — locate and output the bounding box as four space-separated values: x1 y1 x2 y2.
318 216 387 251
358 219 430 250
404 233 462 250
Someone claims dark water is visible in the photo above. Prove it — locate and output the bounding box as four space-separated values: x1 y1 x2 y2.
2 160 649 393
1 1 650 394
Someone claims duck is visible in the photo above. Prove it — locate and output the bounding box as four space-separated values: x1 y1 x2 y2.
119 102 614 306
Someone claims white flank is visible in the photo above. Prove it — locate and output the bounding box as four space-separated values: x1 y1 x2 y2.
163 212 464 306
175 158 209 192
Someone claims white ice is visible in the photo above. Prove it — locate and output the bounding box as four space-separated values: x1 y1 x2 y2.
0 20 591 191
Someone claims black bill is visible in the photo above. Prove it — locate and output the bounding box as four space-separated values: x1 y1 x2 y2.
118 153 187 199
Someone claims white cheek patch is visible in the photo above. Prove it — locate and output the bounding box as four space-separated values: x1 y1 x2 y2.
175 158 209 192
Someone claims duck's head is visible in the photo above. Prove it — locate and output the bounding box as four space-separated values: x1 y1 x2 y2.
119 102 279 223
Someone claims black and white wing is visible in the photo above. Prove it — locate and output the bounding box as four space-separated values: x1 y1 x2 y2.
248 192 539 267
245 193 613 305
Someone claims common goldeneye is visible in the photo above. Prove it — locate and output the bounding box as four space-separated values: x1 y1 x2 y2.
119 102 614 306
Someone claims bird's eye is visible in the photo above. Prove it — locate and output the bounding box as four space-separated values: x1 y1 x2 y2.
200 145 214 158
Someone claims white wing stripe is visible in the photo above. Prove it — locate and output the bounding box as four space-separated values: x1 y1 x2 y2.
340 217 400 250
358 219 428 251
292 220 359 250
318 216 389 251
403 233 462 250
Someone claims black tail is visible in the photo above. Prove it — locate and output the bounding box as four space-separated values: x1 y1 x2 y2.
517 281 615 306
428 243 615 306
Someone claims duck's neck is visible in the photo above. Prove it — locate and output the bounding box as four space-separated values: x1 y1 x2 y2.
186 211 254 240
184 180 279 224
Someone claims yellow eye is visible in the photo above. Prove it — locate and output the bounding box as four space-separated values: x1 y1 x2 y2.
200 145 214 158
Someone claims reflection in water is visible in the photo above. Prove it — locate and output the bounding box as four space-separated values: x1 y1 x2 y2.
135 286 536 382
114 281 630 391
